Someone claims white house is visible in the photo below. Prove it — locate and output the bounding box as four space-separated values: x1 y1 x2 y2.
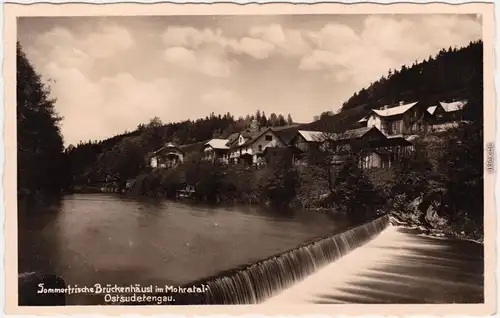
202 139 230 164
150 142 184 169
426 100 468 131
362 101 429 136
229 128 285 165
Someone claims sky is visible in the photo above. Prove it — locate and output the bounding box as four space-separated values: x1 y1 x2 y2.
18 14 482 146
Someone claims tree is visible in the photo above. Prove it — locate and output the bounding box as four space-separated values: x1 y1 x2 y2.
332 157 386 222
277 114 287 126
269 113 278 126
17 42 66 201
107 137 146 188
259 157 300 210
147 116 163 128
339 41 483 113
256 110 262 124
439 121 483 232
287 113 293 125
303 130 386 221
260 111 268 127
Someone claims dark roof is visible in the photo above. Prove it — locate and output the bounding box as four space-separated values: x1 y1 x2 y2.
226 132 240 144
226 129 256 148
299 104 372 133
229 128 279 148
179 141 207 153
241 129 255 138
242 129 268 145
271 125 300 145
331 126 382 140
153 142 184 155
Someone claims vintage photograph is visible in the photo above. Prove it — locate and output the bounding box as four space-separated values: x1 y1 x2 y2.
7 2 494 314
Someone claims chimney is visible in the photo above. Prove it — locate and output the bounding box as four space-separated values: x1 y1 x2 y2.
399 101 404 106
382 105 388 110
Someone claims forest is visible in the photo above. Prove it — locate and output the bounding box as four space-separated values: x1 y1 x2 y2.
305 40 483 133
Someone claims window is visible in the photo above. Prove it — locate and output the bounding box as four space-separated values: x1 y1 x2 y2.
258 145 263 151
265 135 273 141
392 121 401 134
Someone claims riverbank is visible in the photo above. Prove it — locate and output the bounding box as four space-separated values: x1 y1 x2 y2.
66 182 485 244
389 215 484 244
68 137 484 242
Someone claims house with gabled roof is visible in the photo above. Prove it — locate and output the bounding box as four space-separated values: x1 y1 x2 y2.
363 101 428 136
202 138 231 164
228 127 286 166
426 100 468 131
289 125 415 169
150 142 185 169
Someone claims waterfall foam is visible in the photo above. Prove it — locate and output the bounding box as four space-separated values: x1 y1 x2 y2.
173 214 390 305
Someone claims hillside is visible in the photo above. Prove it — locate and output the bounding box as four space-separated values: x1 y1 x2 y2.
66 111 296 185
303 40 483 133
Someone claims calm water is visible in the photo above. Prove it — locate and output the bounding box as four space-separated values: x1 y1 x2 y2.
18 194 351 304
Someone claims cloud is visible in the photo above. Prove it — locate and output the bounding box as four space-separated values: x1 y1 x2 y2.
250 24 312 56
299 15 482 87
298 50 336 71
83 24 134 59
164 46 197 66
162 25 277 60
162 26 223 49
163 46 236 77
35 23 133 61
19 15 482 145
22 23 181 144
230 37 275 59
38 62 179 144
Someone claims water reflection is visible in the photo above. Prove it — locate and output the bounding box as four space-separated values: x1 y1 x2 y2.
18 193 348 305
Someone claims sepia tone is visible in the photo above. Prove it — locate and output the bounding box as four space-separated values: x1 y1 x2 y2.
4 2 496 316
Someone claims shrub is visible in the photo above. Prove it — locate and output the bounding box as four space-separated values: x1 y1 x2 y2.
331 158 387 223
258 159 300 210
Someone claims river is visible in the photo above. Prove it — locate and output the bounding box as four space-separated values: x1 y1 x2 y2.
18 193 352 305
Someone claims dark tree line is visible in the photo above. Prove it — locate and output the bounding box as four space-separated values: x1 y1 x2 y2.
65 107 294 187
17 42 68 203
304 40 483 135
340 40 483 112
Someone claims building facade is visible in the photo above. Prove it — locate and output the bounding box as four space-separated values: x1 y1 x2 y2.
202 139 230 164
427 100 468 132
150 142 184 169
290 126 415 169
228 128 285 165
362 101 428 136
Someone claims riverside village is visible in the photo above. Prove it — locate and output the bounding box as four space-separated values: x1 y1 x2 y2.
16 13 486 308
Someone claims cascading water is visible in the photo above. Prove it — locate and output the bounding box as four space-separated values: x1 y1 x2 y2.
173 214 390 305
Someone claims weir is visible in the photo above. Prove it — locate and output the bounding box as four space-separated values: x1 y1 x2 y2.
173 214 390 305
